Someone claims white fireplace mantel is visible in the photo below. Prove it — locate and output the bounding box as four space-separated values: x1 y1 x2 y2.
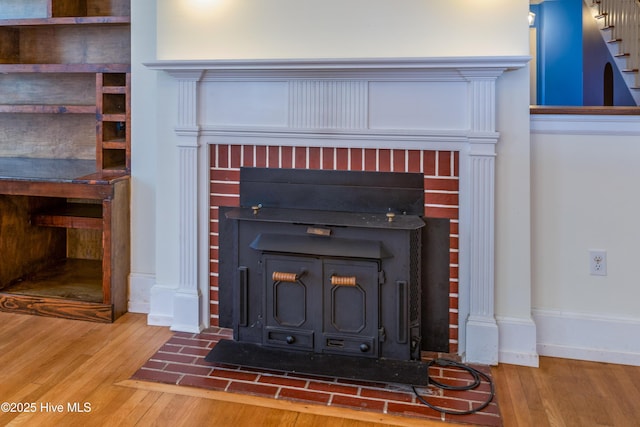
146 56 530 365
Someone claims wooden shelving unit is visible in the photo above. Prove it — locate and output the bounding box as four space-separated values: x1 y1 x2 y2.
97 72 130 172
0 0 131 322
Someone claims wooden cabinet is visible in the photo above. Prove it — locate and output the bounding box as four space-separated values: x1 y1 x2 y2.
0 0 131 322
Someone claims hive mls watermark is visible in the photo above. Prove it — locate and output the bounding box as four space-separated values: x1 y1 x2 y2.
1 402 92 413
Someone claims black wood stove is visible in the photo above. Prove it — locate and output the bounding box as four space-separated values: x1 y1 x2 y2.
208 167 449 384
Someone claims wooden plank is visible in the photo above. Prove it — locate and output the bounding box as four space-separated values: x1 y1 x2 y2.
0 114 95 159
106 178 130 319
0 17 131 26
14 26 130 65
101 113 127 121
0 73 95 107
102 85 127 94
0 104 94 113
0 180 114 200
32 202 103 229
531 105 640 115
101 140 127 149
0 63 130 73
0 293 112 322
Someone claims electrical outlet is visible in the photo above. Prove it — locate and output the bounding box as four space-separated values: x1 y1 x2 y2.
589 250 607 276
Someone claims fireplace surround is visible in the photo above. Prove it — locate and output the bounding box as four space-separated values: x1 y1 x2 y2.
146 56 530 364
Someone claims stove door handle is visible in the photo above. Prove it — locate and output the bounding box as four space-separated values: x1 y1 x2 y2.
330 275 357 286
272 271 303 283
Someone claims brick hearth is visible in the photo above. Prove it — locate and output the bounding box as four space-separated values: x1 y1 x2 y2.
132 328 501 426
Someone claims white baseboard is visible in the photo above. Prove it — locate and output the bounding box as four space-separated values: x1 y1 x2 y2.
170 289 205 333
533 309 640 366
128 273 155 314
465 317 499 365
146 284 176 327
497 316 539 367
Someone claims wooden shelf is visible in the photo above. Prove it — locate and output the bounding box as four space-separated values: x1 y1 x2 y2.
0 16 130 27
0 0 131 323
102 140 127 149
0 104 94 114
2 258 103 303
32 203 102 230
101 113 127 121
102 86 127 94
97 72 130 172
0 64 131 73
0 258 113 322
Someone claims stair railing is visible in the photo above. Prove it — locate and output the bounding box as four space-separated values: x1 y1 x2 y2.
592 0 640 88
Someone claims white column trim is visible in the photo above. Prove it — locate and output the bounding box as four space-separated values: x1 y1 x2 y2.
173 72 205 333
462 74 500 365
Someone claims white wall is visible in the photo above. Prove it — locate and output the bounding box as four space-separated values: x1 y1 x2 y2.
129 0 158 314
156 0 527 59
531 116 640 365
131 0 538 364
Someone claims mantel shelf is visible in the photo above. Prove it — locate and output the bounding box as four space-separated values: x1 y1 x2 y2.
0 16 130 27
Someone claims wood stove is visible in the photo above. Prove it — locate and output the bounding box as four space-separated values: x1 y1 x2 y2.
214 167 446 366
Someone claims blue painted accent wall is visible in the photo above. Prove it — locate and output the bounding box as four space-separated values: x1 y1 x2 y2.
533 0 636 106
535 0 584 105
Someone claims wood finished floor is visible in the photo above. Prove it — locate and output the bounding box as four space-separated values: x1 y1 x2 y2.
1 311 639 426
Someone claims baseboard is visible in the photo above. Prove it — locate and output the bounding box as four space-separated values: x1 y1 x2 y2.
533 309 640 366
496 316 539 367
146 284 176 327
170 290 205 333
128 273 155 314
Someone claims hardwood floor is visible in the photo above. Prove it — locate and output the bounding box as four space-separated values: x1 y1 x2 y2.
493 355 640 426
1 311 638 426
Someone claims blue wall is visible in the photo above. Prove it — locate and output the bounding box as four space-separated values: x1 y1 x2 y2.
533 0 635 106
535 0 584 105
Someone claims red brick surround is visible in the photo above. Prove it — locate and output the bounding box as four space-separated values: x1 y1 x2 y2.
209 144 460 352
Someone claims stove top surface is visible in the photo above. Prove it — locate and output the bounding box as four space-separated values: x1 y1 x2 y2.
226 206 425 230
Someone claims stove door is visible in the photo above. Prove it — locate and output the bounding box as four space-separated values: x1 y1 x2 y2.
322 259 380 358
262 255 322 351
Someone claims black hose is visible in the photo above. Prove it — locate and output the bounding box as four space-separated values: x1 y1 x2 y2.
412 358 495 416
